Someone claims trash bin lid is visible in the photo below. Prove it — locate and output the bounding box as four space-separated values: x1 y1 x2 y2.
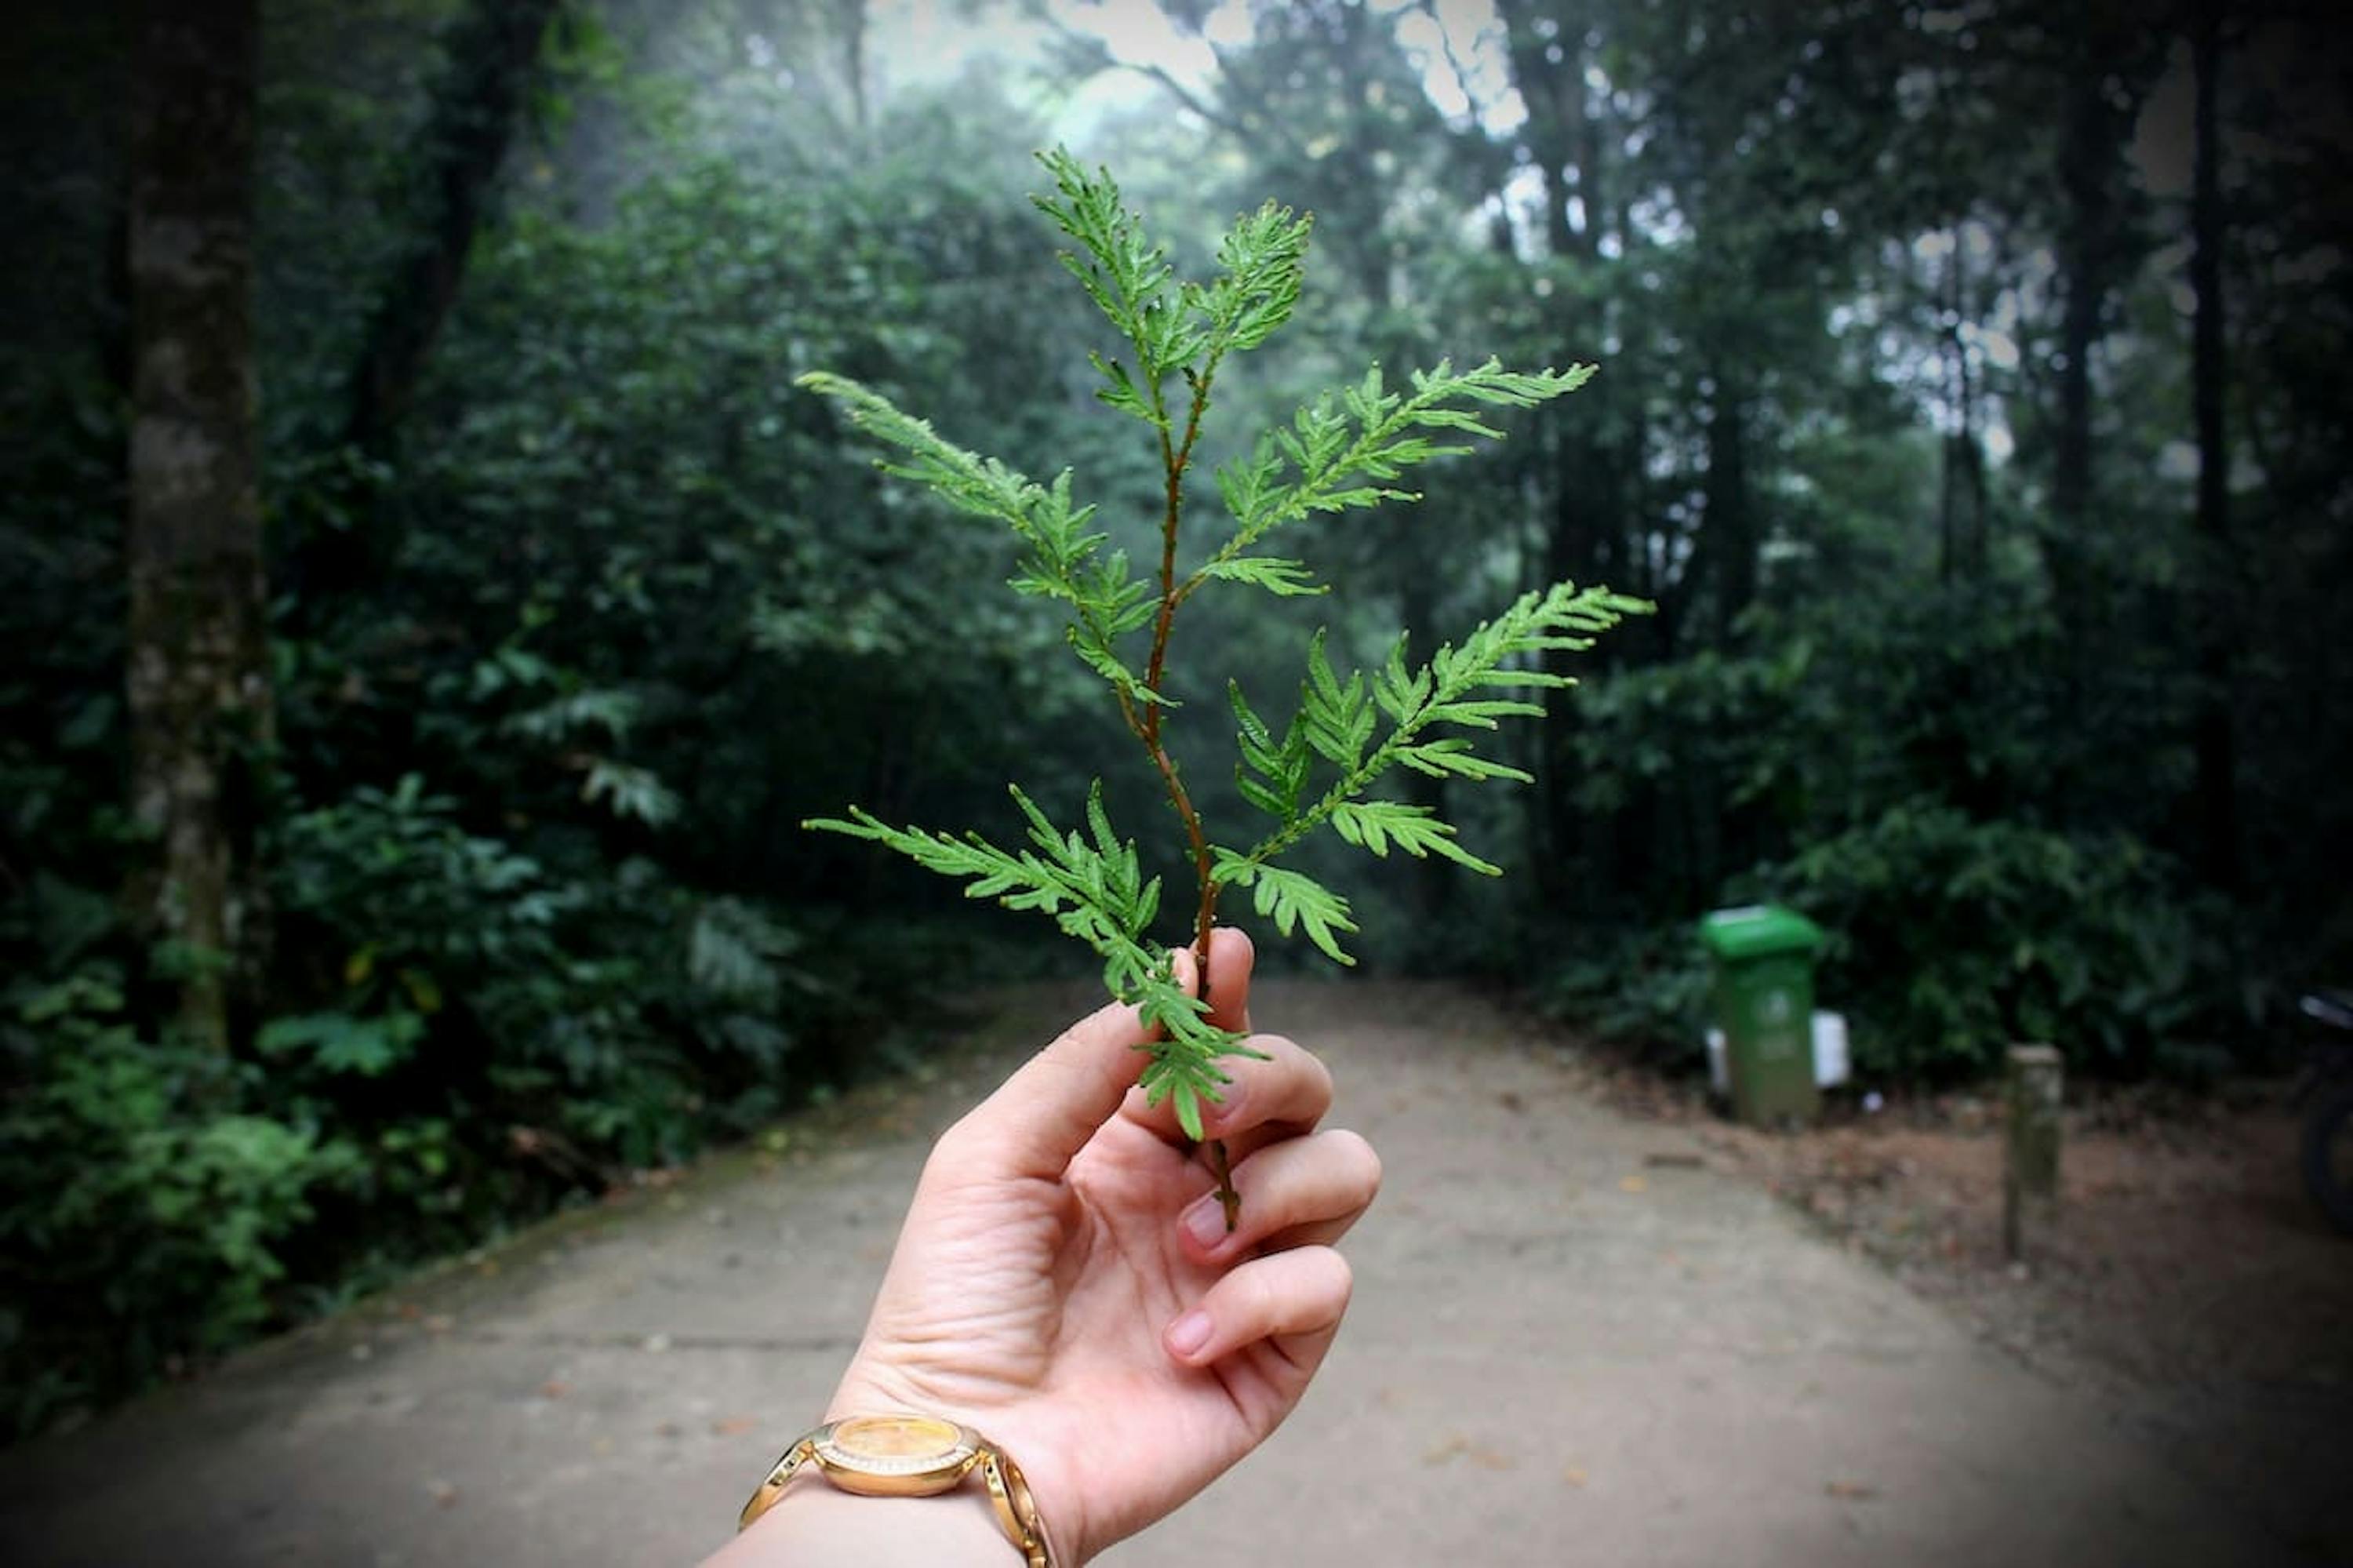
1698 903 1824 960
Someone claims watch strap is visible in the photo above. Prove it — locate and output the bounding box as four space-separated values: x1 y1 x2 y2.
736 1435 817 1532
979 1444 1053 1568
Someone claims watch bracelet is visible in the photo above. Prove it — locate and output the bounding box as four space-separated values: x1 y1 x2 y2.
736 1417 1056 1567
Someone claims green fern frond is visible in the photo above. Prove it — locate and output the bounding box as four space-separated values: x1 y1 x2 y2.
798 151 1643 1165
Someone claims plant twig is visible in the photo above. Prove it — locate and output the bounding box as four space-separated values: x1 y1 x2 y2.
1137 366 1240 1228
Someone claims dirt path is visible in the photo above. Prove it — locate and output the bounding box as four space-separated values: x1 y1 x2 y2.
0 980 2330 1566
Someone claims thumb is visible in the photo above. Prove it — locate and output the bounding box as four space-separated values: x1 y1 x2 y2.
949 952 1202 1183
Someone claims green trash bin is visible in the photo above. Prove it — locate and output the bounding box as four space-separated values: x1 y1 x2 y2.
1699 904 1825 1126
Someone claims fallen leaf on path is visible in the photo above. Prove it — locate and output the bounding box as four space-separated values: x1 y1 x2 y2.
1562 1466 1588 1488
712 1415 758 1436
540 1381 569 1399
426 1479 459 1508
1824 1481 1879 1501
1619 1175 1648 1194
1424 1432 1517 1469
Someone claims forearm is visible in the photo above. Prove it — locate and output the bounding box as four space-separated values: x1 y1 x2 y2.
701 1479 1027 1567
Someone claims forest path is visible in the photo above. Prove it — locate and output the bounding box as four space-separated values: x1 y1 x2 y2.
0 978 2315 1566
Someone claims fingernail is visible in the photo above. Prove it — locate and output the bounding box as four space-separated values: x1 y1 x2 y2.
1202 1075 1246 1128
1166 1310 1213 1359
1182 1195 1227 1249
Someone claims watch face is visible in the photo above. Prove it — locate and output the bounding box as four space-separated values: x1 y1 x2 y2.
821 1414 974 1477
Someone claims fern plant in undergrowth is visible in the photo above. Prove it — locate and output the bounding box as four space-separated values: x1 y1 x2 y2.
802 150 1644 1225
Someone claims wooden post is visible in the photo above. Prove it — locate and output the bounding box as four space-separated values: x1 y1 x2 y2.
2004 1045 2064 1264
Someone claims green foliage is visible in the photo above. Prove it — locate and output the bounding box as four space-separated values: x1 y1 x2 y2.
1751 803 2232 1082
802 152 1639 1139
2 75 1110 1435
1545 805 2234 1086
1547 580 2233 1079
1543 924 1718 1067
271 775 823 1170
0 966 359 1435
1202 358 1598 570
1226 584 1643 871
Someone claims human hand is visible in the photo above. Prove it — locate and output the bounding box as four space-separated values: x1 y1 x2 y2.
821 927 1380 1563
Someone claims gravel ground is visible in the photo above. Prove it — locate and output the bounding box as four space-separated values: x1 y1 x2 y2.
1558 1039 2353 1563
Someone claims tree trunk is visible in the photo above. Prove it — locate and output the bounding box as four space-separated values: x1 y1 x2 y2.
2046 35 2110 758
344 0 559 452
1936 229 1986 582
128 0 270 1054
835 0 870 137
2049 55 2107 608
2187 0 2241 893
1498 0 1612 903
1496 0 1588 263
1705 369 1755 640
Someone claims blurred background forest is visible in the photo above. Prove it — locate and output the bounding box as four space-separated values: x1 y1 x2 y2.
4 0 2347 1437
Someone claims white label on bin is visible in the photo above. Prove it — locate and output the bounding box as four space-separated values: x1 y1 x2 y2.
1813 1012 1849 1086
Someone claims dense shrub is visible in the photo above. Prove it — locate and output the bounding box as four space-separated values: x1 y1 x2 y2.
0 967 357 1435
1542 921 1717 1071
1546 803 2235 1086
0 773 907 1438
1751 802 2234 1081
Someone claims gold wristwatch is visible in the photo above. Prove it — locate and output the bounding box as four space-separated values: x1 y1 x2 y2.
736 1412 1054 1567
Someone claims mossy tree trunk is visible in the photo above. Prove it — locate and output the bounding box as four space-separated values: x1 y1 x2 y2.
127 0 271 1054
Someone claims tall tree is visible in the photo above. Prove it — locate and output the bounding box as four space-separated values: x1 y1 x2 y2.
127 0 270 1053
2048 13 2126 595
344 0 561 453
2186 0 2241 892
2035 5 2163 777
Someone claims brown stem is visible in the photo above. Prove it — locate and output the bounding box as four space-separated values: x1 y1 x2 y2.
1142 386 1210 744
1132 374 1240 1231
1205 1136 1239 1233
1133 373 1220 968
